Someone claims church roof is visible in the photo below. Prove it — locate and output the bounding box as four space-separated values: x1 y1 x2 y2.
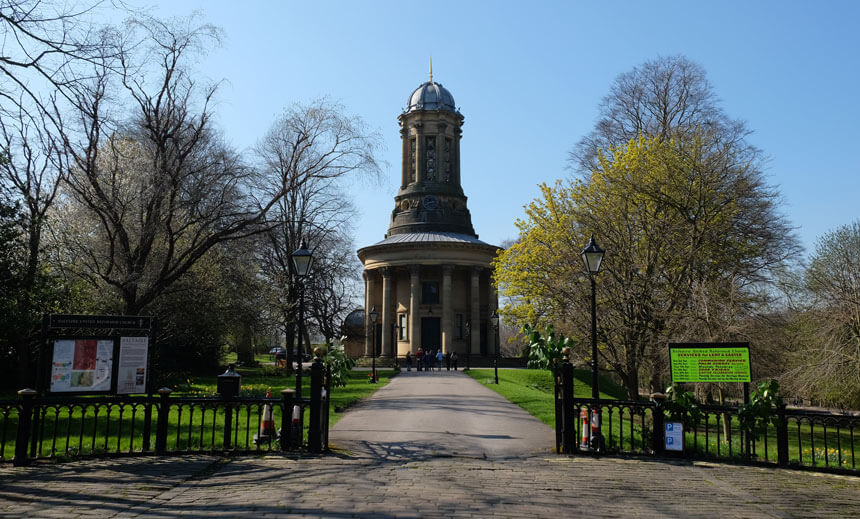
406 81 457 113
371 231 492 247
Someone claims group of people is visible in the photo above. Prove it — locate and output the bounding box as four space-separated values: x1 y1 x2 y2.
404 348 459 372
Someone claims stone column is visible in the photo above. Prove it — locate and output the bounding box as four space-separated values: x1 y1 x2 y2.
415 123 424 183
454 128 462 187
400 127 408 188
470 267 481 355
364 271 375 356
409 265 420 353
442 265 453 353
381 267 393 357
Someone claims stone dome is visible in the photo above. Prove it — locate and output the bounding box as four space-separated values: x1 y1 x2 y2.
406 81 457 113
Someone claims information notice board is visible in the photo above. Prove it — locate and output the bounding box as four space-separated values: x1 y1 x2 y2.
669 343 751 383
44 314 154 395
50 338 115 393
117 336 148 394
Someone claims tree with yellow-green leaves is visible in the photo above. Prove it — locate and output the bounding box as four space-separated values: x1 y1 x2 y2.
494 134 798 399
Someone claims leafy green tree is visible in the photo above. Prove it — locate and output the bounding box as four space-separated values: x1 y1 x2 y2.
495 136 796 399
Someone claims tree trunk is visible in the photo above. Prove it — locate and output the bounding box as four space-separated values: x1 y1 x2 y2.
236 321 255 365
620 369 640 401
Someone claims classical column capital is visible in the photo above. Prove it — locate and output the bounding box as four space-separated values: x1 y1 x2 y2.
408 264 421 276
380 266 393 279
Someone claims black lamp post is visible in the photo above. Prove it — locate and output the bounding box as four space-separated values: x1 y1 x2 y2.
291 240 314 398
490 310 500 384
464 321 471 371
581 235 605 400
369 306 378 383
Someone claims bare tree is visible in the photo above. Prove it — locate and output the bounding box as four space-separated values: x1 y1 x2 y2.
58 15 285 315
256 99 381 365
782 222 860 408
569 55 745 174
0 0 122 386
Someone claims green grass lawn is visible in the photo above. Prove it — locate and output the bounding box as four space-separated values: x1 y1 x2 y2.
465 368 626 427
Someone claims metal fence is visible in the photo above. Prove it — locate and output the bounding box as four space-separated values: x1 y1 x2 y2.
555 361 860 475
1 359 331 466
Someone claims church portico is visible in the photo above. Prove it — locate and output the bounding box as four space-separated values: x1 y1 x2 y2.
357 69 500 360
359 257 497 357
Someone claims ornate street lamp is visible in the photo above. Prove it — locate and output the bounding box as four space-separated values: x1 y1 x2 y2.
291 240 314 398
490 310 500 384
369 306 378 383
580 235 605 400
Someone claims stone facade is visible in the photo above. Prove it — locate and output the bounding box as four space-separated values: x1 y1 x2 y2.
356 75 500 358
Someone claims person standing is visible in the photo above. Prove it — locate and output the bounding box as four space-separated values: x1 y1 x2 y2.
405 351 413 372
416 348 424 372
451 351 459 371
436 350 444 372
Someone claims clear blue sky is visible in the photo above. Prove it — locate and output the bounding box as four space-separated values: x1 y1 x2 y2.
131 0 859 259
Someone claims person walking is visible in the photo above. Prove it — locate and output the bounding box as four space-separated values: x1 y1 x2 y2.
445 351 451 370
416 348 424 372
451 351 459 371
436 350 444 372
405 351 412 372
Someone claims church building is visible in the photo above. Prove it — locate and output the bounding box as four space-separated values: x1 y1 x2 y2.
357 71 501 359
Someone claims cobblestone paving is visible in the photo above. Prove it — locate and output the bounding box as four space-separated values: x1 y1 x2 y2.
2 453 859 518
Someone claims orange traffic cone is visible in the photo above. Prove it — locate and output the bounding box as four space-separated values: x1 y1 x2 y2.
259 388 276 438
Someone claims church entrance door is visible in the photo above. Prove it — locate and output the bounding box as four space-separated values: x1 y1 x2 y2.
421 317 441 352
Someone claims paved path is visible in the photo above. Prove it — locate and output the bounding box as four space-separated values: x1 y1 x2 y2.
2 371 860 518
328 370 556 459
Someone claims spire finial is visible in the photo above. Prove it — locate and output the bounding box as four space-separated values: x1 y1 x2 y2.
429 56 433 83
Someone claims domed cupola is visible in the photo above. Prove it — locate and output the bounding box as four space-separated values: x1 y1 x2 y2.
405 58 458 113
406 81 457 113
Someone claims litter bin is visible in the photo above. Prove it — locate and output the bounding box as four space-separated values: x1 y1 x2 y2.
217 364 241 398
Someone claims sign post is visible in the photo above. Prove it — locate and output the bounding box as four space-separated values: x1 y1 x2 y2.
669 343 751 384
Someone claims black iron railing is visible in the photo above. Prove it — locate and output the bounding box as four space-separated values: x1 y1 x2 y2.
1 358 331 466
555 360 860 475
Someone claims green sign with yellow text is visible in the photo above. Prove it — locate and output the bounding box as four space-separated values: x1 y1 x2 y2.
669 343 751 383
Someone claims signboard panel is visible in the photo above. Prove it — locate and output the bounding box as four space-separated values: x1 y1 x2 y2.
665 422 684 451
669 342 751 383
50 338 115 393
116 336 149 394
50 314 151 329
